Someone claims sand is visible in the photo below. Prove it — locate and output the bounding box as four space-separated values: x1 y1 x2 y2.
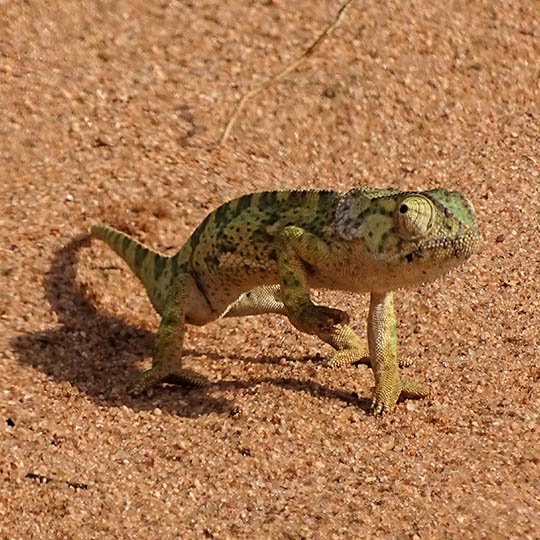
0 1 538 538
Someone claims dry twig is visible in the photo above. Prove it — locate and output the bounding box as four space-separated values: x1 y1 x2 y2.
215 0 356 147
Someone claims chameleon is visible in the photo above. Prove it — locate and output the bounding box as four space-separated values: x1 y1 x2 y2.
91 187 481 413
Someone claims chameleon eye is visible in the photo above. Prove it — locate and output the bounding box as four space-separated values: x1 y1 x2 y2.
395 195 434 239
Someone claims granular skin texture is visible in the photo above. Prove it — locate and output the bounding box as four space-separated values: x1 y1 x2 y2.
0 1 538 539
91 187 480 414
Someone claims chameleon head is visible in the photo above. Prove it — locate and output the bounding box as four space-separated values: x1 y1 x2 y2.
335 187 482 289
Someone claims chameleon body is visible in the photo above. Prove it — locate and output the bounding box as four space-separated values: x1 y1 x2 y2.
91 187 481 413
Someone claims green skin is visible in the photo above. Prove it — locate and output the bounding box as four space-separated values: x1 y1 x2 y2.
91 187 481 413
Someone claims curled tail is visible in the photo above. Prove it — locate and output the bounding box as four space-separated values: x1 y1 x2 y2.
91 225 172 314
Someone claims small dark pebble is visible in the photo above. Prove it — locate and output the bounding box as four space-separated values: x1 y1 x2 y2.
25 473 89 490
229 407 241 417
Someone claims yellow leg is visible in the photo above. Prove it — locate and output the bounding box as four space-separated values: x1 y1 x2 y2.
275 226 368 364
130 273 206 395
368 291 429 413
275 226 427 412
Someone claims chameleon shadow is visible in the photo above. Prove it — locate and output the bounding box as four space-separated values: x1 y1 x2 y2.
10 234 231 417
208 374 373 413
11 234 370 417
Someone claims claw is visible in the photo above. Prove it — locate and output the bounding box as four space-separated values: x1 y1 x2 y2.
370 398 395 415
370 377 430 413
398 357 413 368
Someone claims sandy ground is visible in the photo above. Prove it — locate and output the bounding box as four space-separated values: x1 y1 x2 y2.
1 1 539 538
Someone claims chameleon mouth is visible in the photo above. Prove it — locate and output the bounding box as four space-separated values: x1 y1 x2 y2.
405 230 481 264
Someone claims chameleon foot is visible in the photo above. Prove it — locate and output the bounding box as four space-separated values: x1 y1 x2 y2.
371 377 430 414
326 347 370 367
129 365 207 395
400 378 430 399
325 350 413 369
291 304 349 334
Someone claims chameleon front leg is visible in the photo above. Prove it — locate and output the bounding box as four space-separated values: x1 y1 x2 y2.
368 291 429 413
275 226 369 365
275 226 426 412
130 273 206 395
223 282 374 365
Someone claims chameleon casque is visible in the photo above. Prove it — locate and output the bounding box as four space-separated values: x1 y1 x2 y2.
91 187 481 413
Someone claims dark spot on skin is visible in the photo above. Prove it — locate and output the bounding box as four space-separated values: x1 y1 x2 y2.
171 254 179 276
233 193 253 218
220 239 237 254
135 244 147 268
122 236 130 252
163 313 178 326
303 261 315 275
283 273 299 288
154 255 167 281
381 231 389 241
261 212 280 228
368 231 374 238
214 202 230 227
259 191 277 210
286 191 306 205
189 213 211 251
252 230 273 245
204 253 219 268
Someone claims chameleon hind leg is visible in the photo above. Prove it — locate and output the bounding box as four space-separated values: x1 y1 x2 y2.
275 226 427 413
130 273 207 395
